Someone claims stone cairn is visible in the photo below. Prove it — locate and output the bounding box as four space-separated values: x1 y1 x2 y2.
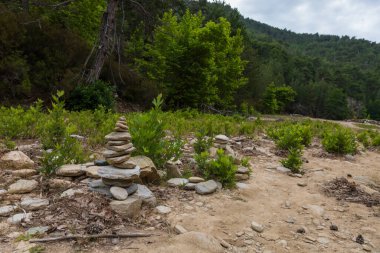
98 117 140 187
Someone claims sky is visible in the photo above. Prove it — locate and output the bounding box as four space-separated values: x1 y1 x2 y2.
224 0 380 42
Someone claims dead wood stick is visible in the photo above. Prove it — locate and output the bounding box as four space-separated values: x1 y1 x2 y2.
30 232 154 243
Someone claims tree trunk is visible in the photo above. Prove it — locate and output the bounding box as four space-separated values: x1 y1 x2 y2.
86 0 118 84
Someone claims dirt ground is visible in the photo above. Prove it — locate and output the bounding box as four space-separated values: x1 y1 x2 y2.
1 136 380 253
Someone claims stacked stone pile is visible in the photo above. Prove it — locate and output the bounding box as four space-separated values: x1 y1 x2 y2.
98 117 141 187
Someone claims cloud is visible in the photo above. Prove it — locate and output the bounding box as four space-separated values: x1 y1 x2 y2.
225 0 380 42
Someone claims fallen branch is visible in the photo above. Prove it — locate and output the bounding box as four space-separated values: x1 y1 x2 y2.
30 232 154 243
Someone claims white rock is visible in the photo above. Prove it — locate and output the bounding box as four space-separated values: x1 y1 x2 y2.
236 183 249 189
276 166 291 173
134 184 157 206
8 179 38 194
0 206 16 217
20 197 49 211
155 205 172 214
251 221 264 233
56 164 85 177
7 213 32 225
188 177 205 183
60 188 85 197
305 204 325 217
0 189 7 196
110 186 128 200
167 178 189 187
174 224 188 234
110 198 142 219
215 135 229 142
11 169 38 177
195 180 218 195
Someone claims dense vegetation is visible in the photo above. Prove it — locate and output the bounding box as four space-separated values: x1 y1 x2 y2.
1 0 380 120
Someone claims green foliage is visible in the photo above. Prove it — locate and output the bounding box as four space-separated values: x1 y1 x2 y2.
194 129 213 154
267 122 312 150
29 246 45 253
262 83 296 114
66 80 115 111
129 95 183 167
322 127 357 154
195 149 237 188
137 10 247 109
357 131 371 148
281 148 303 173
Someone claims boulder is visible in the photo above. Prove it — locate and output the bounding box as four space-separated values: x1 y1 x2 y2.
128 156 161 183
195 180 218 195
165 160 182 178
134 184 157 206
8 179 38 194
20 197 49 211
110 198 142 219
0 151 34 170
56 164 85 177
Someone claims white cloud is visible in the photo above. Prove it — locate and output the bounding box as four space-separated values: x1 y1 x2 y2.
225 0 380 42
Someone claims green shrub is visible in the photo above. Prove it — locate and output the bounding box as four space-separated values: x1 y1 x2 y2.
40 137 86 175
195 149 237 188
194 129 213 155
373 134 380 147
129 94 182 168
267 122 312 150
357 131 371 148
322 127 357 154
281 148 303 173
66 80 115 111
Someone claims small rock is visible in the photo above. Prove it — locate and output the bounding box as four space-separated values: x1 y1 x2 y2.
330 224 338 231
0 205 16 216
134 184 156 206
285 217 296 224
363 244 372 252
236 166 250 174
20 197 49 211
110 186 128 200
236 231 244 237
155 205 171 214
356 234 364 244
297 227 306 234
27 226 50 235
195 180 218 195
0 189 7 196
60 188 85 197
48 178 74 189
83 166 100 178
244 239 253 245
56 164 85 177
11 169 37 177
184 183 197 190
167 178 189 187
305 204 325 216
94 160 109 166
277 240 287 247
317 237 330 244
215 134 229 142
174 224 188 234
188 177 205 183
236 183 249 189
251 221 264 233
7 213 32 225
297 182 307 187
235 173 249 181
8 179 38 194
110 198 142 218
165 161 182 178
126 183 138 195
276 166 291 173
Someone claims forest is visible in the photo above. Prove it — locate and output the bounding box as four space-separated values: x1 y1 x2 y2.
1 0 380 120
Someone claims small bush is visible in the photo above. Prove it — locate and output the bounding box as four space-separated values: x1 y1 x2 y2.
194 129 213 155
66 80 115 111
357 131 371 148
372 134 380 147
322 127 357 154
129 94 182 168
195 149 237 188
267 122 312 150
281 148 303 173
40 137 86 175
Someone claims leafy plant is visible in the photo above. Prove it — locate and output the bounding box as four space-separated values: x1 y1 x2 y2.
357 131 371 148
322 127 357 154
29 246 45 253
195 149 237 188
267 122 312 150
281 148 303 173
194 129 213 155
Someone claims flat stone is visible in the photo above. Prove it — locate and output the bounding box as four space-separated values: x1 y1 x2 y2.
106 143 133 152
0 206 16 216
236 183 249 189
106 154 131 165
237 166 250 174
126 184 138 195
0 151 34 170
8 179 38 194
174 224 188 234
48 178 74 189
107 140 129 146
27 226 50 235
110 198 142 219
115 122 128 129
195 180 218 195
11 169 37 177
297 182 308 187
110 186 128 200
126 156 160 183
184 183 197 190
155 205 171 214
317 237 330 244
60 188 85 197
56 164 85 177
167 178 189 187
236 173 249 181
215 134 229 142
105 132 131 141
103 149 131 159
83 166 100 178
20 197 49 211
102 178 134 187
276 166 291 173
98 166 140 180
94 160 109 166
134 184 157 206
305 204 325 217
188 177 205 183
88 180 111 197
0 189 7 196
7 213 32 225
251 221 264 233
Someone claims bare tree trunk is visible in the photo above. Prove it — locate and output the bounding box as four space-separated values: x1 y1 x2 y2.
85 0 118 84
